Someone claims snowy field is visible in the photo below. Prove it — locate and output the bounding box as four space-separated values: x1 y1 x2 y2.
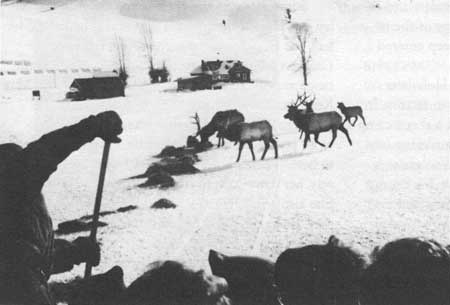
1 0 449 288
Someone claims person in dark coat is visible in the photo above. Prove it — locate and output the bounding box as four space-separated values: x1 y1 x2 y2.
0 111 123 305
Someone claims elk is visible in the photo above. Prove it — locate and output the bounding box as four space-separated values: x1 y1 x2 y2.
284 99 352 149
337 102 366 126
222 121 278 162
194 110 245 147
293 91 315 140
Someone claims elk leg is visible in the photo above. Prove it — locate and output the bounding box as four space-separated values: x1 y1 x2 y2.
270 138 278 159
248 142 256 161
314 133 325 147
338 125 352 146
299 129 303 139
236 142 244 162
351 116 358 126
261 141 270 160
359 114 367 126
328 129 337 147
342 117 349 126
303 133 309 149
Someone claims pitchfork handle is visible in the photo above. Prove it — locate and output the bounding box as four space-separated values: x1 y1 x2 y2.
84 141 111 278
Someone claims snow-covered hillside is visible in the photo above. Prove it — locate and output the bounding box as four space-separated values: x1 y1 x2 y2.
1 0 449 289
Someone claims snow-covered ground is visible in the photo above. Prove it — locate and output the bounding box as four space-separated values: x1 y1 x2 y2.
1 0 449 290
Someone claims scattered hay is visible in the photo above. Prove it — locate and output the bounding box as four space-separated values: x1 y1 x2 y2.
138 169 175 189
156 145 200 159
151 198 177 209
56 205 138 235
80 205 138 221
145 158 200 176
187 136 213 152
117 205 138 213
55 219 108 235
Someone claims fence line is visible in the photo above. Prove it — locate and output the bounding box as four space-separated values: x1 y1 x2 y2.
0 67 103 76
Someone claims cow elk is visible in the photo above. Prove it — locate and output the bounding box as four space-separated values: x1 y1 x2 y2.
195 110 245 147
284 97 352 149
337 102 366 127
223 121 278 162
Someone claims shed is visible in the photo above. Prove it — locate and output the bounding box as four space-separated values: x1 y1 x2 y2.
67 76 125 100
177 75 212 91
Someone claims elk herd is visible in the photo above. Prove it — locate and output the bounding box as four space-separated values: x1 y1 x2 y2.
192 92 366 162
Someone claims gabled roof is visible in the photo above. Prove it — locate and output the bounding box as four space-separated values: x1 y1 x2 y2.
191 60 250 75
93 71 119 78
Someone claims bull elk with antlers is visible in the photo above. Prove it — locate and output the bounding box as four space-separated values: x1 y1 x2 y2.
293 91 315 140
284 94 352 149
193 110 245 147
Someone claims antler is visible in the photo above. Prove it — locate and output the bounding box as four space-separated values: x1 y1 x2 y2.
191 112 201 135
296 91 311 106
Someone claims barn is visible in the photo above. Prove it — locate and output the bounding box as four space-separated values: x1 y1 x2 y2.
177 75 212 91
190 60 251 83
66 76 125 101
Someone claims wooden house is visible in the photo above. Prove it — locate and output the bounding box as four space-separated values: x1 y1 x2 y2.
66 76 125 101
190 60 251 83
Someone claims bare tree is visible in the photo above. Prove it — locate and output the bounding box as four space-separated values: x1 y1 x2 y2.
290 22 312 86
114 35 128 86
140 24 154 83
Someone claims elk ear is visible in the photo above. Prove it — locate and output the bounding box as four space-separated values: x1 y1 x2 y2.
370 246 381 261
327 235 343 247
209 250 227 275
209 249 226 263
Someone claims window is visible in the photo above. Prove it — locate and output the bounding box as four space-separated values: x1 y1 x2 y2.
242 74 247 80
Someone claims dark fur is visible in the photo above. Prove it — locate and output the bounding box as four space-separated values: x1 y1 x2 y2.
337 102 366 126
50 266 126 305
284 106 352 149
275 236 366 305
124 260 228 305
198 110 245 147
224 121 278 162
361 238 450 305
209 250 279 305
51 261 228 305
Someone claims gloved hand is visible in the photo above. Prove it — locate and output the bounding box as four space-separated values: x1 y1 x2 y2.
72 237 101 267
95 111 123 143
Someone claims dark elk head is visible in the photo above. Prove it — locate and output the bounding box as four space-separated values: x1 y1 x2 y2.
284 103 299 121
